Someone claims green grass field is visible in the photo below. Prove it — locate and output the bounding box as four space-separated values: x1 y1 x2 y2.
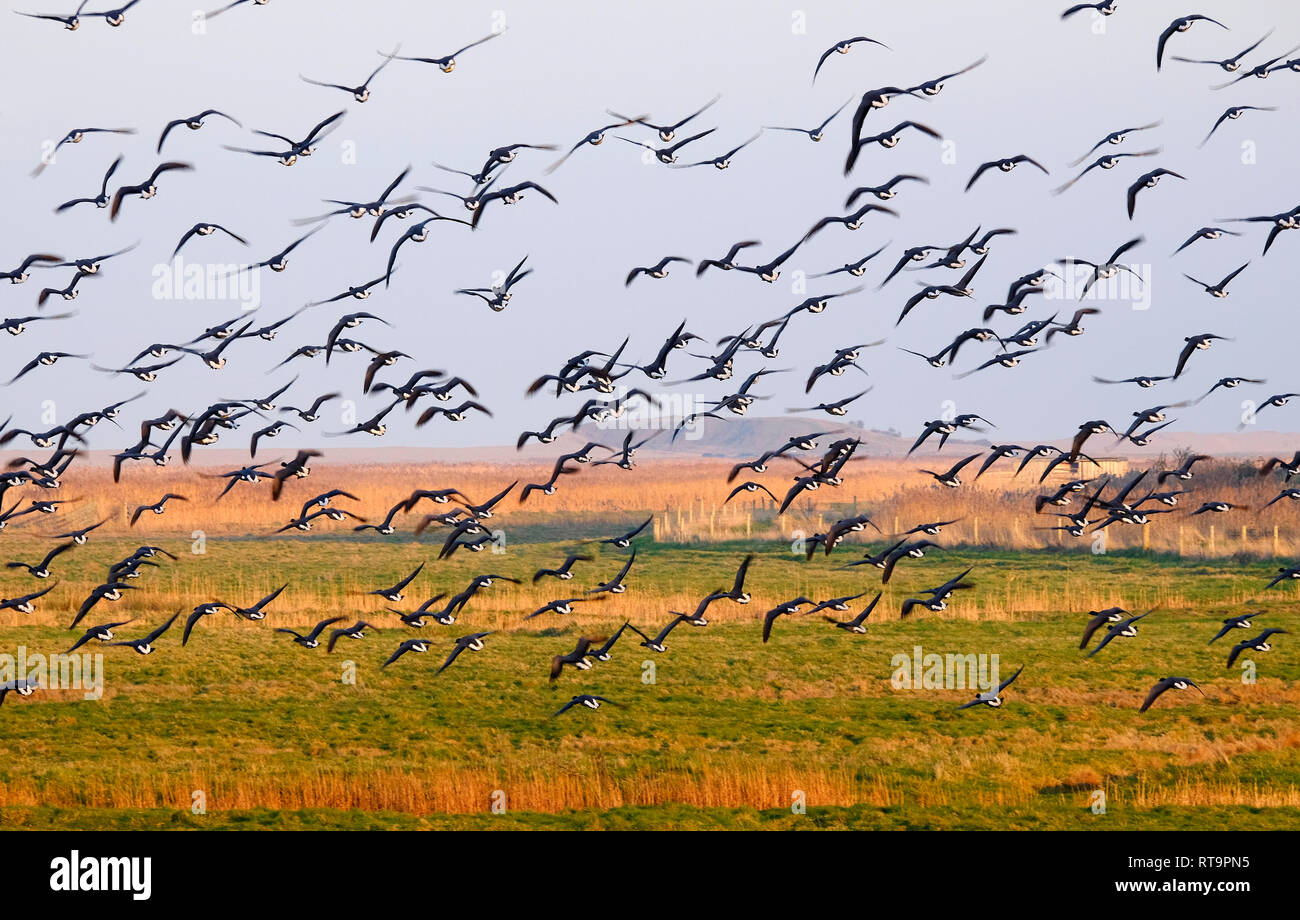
1 535 1297 830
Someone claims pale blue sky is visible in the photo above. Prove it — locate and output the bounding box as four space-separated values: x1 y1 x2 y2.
2 0 1298 451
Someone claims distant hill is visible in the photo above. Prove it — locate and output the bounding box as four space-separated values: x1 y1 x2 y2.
15 417 1292 471
564 415 1296 461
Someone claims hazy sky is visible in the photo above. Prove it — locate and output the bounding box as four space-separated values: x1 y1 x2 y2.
3 0 1299 453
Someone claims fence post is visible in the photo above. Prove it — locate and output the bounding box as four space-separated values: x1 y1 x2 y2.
1274 524 1279 557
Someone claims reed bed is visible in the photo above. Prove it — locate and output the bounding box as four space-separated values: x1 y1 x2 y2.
7 455 1300 559
2 456 1297 828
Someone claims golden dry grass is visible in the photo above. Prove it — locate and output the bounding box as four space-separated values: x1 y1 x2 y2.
9 454 1299 559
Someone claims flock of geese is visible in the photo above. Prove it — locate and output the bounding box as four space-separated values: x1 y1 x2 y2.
1 3 1296 716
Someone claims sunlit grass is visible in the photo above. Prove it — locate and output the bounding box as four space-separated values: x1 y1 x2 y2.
0 519 1296 829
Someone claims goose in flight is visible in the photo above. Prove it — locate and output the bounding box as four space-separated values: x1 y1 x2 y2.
254 109 345 159
523 598 594 621
629 616 688 653
1183 262 1248 298
204 0 274 19
280 391 339 423
326 620 378 653
812 36 889 84
0 679 40 707
705 554 755 606
1156 15 1228 70
275 617 346 649
546 116 648 173
764 99 850 142
845 175 927 208
616 128 717 166
31 124 135 178
14 1 90 30
109 162 194 221
181 601 237 646
368 563 425 602
762 597 816 643
1209 612 1262 644
5 541 75 579
626 256 692 287
957 665 1024 710
1055 147 1160 194
1173 333 1230 379
64 619 133 654
172 222 248 259
51 518 108 545
381 638 431 669
1223 207 1299 256
843 86 922 174
436 632 493 675
1172 226 1240 255
787 389 870 417
7 351 90 386
549 636 608 681
733 235 810 284
467 181 557 230
587 551 637 595
696 239 762 276
822 592 881 633
54 156 123 212
109 612 180 655
1200 106 1275 147
242 226 321 275
391 30 504 73
671 132 762 170
600 517 653 549
896 254 988 324
1086 610 1152 658
1210 43 1300 89
532 553 593 584
553 694 617 717
70 581 137 629
1079 607 1128 649
1226 629 1288 667
919 454 983 488
1060 1 1117 20
230 584 288 621
1058 235 1144 298
965 154 1048 192
847 121 942 162
35 273 91 305
1126 168 1185 219
157 109 241 153
1139 677 1203 712
128 493 187 526
805 203 899 240
300 48 399 102
1 253 64 284
904 55 988 96
612 94 719 143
